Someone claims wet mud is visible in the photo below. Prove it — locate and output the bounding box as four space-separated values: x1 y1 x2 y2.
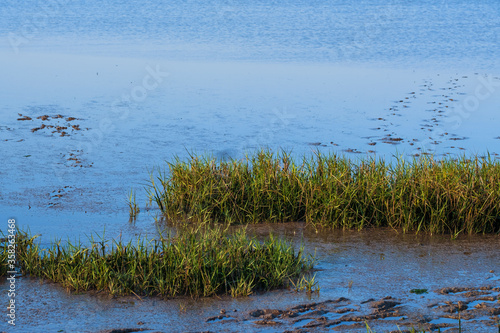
3 224 498 333
209 287 499 332
16 112 88 138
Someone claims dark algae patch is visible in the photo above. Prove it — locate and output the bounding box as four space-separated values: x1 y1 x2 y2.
410 288 429 295
17 112 87 137
2 225 315 297
149 150 500 235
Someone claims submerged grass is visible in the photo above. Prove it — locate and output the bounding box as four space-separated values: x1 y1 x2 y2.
6 225 315 297
128 189 140 219
149 150 500 234
0 238 9 276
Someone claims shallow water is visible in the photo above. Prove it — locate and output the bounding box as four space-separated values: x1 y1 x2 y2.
1 0 500 332
1 226 499 332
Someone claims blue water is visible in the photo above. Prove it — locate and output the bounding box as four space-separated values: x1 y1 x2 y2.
1 0 499 66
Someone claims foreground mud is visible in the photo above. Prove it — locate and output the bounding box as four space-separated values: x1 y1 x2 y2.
3 221 498 333
87 286 500 333
198 286 500 332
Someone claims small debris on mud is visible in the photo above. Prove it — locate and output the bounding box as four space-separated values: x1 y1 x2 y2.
18 113 87 137
370 299 400 312
253 319 281 326
343 148 362 153
17 114 32 121
62 150 93 168
437 287 472 295
206 315 231 322
95 329 150 333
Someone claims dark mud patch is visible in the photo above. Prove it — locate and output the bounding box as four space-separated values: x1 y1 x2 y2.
47 186 75 208
95 329 151 333
17 112 88 138
206 314 233 322
370 298 401 313
343 148 362 153
307 142 329 147
17 114 32 121
436 286 499 295
62 149 93 168
203 286 500 331
254 319 283 326
380 135 404 144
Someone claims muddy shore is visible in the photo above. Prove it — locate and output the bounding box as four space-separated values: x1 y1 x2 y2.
3 223 498 333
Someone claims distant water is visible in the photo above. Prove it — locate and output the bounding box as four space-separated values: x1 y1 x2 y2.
1 0 499 67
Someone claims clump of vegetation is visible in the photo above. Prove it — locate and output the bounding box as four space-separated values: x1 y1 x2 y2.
148 149 500 235
6 226 315 297
410 288 428 295
0 233 22 276
0 238 9 276
128 189 140 219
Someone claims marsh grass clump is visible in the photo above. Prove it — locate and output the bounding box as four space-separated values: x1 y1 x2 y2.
410 288 428 295
128 189 140 219
0 232 26 276
149 150 500 234
8 226 314 297
0 238 9 276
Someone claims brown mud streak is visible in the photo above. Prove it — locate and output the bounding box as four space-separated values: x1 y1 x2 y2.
95 329 150 333
18 113 87 138
204 287 500 331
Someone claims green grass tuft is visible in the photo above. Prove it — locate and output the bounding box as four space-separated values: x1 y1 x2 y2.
128 189 140 219
148 149 500 235
5 225 315 297
0 238 9 276
410 288 428 295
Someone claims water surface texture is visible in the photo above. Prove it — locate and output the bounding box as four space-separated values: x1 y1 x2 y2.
0 0 499 332
1 0 499 66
